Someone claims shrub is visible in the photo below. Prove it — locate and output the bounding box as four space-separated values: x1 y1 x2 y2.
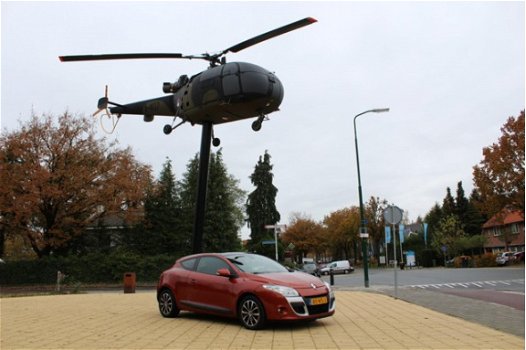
0 253 178 285
421 249 435 267
474 253 498 267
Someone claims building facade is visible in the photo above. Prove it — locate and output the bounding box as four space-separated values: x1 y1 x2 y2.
482 209 524 253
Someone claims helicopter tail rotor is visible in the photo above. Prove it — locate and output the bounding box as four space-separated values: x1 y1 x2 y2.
93 85 122 134
93 85 109 116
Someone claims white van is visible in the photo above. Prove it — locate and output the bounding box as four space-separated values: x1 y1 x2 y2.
320 260 354 275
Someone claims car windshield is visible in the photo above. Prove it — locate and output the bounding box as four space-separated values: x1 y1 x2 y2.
224 253 288 274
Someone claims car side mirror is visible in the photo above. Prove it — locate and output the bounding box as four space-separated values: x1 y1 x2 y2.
216 268 236 278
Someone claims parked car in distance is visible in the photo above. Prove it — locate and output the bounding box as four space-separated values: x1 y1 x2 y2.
301 262 320 277
320 260 354 275
496 251 515 266
513 251 524 262
157 252 335 329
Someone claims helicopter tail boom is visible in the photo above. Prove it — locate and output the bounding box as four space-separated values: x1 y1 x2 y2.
109 95 176 122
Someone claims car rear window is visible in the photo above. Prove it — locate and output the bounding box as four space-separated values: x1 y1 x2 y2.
180 258 197 270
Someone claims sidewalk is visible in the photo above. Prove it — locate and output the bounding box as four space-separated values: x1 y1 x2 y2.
1 291 524 349
330 284 525 338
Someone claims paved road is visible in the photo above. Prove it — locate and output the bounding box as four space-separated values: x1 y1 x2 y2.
324 265 524 289
325 266 525 337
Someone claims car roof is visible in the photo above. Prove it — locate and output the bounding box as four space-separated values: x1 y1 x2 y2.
177 252 249 260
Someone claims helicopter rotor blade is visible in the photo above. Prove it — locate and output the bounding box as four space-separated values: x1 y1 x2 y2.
59 17 317 65
223 17 317 54
59 53 186 62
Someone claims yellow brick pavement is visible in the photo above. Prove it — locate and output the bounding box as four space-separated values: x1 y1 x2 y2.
1 291 523 349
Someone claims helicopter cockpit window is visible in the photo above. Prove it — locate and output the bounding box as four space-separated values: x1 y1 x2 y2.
222 74 240 96
221 63 239 76
240 71 268 95
200 67 221 81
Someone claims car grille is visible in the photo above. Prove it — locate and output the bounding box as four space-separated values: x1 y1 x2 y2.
307 302 330 315
287 294 334 316
291 302 307 315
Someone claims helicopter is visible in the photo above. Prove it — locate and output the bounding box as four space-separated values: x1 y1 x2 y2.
59 17 317 146
60 17 317 254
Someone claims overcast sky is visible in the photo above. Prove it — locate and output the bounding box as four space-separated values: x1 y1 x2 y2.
2 1 524 238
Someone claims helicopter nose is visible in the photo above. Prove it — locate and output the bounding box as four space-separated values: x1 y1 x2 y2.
269 74 284 108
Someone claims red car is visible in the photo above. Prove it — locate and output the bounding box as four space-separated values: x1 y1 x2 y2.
157 252 335 329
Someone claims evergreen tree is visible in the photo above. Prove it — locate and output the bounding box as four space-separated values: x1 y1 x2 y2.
424 203 443 246
179 154 199 253
142 158 186 255
442 187 456 218
454 181 469 224
179 150 244 253
463 189 487 236
246 151 281 255
450 182 485 236
204 150 244 252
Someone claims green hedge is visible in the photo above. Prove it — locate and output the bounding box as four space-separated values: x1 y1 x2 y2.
421 249 436 267
0 253 177 285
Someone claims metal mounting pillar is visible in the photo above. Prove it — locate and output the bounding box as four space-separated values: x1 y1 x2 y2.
192 121 212 254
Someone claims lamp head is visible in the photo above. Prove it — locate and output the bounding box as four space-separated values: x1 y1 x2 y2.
372 108 390 113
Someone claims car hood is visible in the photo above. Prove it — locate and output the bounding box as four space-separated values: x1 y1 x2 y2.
250 272 325 289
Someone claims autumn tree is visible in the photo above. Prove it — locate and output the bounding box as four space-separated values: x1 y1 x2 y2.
473 111 525 217
0 113 152 258
246 151 281 255
323 207 360 261
281 213 325 263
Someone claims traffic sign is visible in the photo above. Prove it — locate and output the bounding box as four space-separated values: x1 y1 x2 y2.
384 205 403 225
262 240 276 245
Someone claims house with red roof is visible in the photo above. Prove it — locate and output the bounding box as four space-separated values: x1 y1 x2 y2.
482 209 524 253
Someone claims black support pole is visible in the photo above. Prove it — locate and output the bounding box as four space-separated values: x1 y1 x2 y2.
192 121 213 254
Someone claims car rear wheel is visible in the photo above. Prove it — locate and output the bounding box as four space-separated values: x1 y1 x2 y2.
239 295 266 330
158 289 180 318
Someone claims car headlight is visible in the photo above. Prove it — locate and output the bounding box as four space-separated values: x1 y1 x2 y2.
263 284 299 297
324 281 335 298
323 281 331 290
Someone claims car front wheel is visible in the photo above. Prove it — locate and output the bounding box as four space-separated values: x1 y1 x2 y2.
239 295 266 330
158 289 180 318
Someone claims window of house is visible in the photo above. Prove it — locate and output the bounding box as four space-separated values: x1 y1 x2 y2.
511 223 520 234
493 227 502 236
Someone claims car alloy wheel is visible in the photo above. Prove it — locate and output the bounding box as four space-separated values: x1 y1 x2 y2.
239 295 266 330
158 289 179 318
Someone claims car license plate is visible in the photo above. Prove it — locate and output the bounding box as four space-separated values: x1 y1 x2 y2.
309 296 328 305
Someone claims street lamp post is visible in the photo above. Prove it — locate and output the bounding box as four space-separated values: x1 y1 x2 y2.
353 108 389 288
